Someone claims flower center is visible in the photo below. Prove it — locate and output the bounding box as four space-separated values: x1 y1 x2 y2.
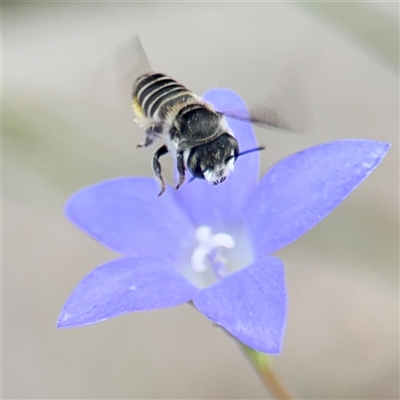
191 225 235 279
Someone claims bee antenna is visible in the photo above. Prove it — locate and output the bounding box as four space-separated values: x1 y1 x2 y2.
237 146 266 158
227 146 265 162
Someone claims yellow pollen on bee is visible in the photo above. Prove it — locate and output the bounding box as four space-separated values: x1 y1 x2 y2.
132 96 145 118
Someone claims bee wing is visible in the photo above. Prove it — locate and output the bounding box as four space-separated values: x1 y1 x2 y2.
114 35 153 104
218 68 312 135
84 35 153 113
220 108 294 133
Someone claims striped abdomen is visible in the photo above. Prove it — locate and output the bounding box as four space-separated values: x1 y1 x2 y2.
133 72 198 122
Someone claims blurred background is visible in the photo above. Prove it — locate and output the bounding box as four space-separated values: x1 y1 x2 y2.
3 2 399 399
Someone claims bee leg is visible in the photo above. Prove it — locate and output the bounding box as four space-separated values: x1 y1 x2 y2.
137 125 163 148
137 134 155 148
152 145 168 196
175 152 186 190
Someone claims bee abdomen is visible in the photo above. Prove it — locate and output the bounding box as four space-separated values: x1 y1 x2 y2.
133 72 196 120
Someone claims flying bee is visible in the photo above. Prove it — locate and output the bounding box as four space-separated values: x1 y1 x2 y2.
132 72 265 196
127 37 305 196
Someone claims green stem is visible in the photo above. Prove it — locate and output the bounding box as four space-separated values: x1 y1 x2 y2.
239 342 292 400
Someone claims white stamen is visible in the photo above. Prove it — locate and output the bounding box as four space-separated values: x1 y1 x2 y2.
190 225 236 273
212 233 235 249
191 246 210 273
195 225 212 243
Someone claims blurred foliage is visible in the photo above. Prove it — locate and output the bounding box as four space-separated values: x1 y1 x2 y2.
3 92 140 214
299 2 399 71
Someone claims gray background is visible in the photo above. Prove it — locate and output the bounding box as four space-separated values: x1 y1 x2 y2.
3 2 399 399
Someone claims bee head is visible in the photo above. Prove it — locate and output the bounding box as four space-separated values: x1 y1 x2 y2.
187 133 239 185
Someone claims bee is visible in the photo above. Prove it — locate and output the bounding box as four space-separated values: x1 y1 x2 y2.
133 72 264 196
129 37 300 196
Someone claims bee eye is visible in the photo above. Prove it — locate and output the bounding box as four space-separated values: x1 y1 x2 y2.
194 164 204 177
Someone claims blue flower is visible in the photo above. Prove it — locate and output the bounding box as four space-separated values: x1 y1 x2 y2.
57 89 389 354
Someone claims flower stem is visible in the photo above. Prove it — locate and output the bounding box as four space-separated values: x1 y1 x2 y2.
239 343 292 399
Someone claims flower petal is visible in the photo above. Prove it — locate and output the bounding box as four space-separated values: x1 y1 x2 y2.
193 257 287 354
57 257 199 328
174 89 260 229
66 177 194 261
244 140 390 258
